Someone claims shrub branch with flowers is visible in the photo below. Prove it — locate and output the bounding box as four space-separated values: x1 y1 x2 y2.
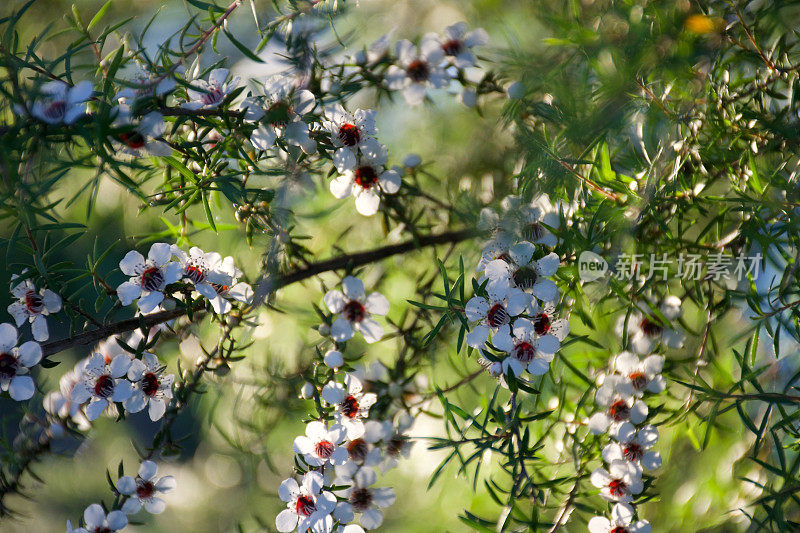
1 0 800 532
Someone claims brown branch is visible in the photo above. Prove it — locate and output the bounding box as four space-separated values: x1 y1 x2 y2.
41 228 478 357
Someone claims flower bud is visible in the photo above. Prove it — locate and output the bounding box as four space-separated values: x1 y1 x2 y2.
402 153 422 168
507 81 526 99
300 382 315 399
323 350 344 369
318 323 331 336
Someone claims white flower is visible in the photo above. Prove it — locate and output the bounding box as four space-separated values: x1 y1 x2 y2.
112 108 172 157
529 301 570 342
124 353 174 421
0 323 41 401
484 243 560 302
8 275 62 341
478 194 564 247
25 80 92 124
385 38 448 105
464 282 528 349
276 471 337 533
67 503 127 533
116 243 181 313
43 361 91 430
183 68 239 110
433 22 488 69
322 105 378 172
332 467 395 530
588 502 651 533
115 69 176 104
616 296 685 354
293 421 349 467
603 422 662 471
206 256 253 314
70 353 133 421
246 76 316 153
329 141 401 216
337 427 385 471
324 349 344 369
374 415 414 473
117 460 176 515
323 276 389 343
476 237 513 273
590 460 643 503
609 352 666 397
322 374 377 439
171 246 232 301
587 376 649 435
494 318 559 377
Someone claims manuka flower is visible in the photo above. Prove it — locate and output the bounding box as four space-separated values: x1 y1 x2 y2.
322 105 378 172
494 318 559 376
70 353 133 421
332 467 395 530
276 471 337 533
0 323 41 401
464 282 529 349
112 108 172 157
67 504 127 533
24 80 92 125
323 276 389 343
329 141 401 216
385 38 448 105
431 22 488 69
117 460 176 514
590 459 643 503
293 421 349 467
603 422 662 471
484 243 560 302
246 75 316 154
8 275 61 341
609 351 666 397
124 353 174 422
207 256 253 314
43 362 91 430
182 68 239 110
322 374 377 439
171 246 232 302
116 243 181 313
588 502 651 533
588 375 649 435
616 296 685 354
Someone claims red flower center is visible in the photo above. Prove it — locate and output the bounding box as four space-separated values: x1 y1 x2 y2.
185 264 206 284
295 495 316 516
623 442 643 462
608 478 627 497
347 438 369 462
338 123 361 146
610 527 630 533
142 372 160 397
44 100 66 120
93 527 112 533
25 290 45 313
486 303 509 328
386 434 406 457
343 300 366 323
406 60 430 82
524 222 545 242
136 479 156 499
354 166 379 188
639 317 663 337
94 374 115 398
201 87 224 106
533 313 551 335
608 400 630 422
140 266 165 292
0 353 19 380
314 440 334 459
341 395 360 418
512 266 538 290
442 39 463 56
266 101 293 126
513 341 536 363
349 487 373 511
629 371 647 390
119 131 146 149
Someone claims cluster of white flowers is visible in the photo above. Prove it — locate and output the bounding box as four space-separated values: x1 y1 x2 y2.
586 348 668 531
66 460 176 533
116 242 253 314
8 273 62 341
467 195 569 381
277 274 418 532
